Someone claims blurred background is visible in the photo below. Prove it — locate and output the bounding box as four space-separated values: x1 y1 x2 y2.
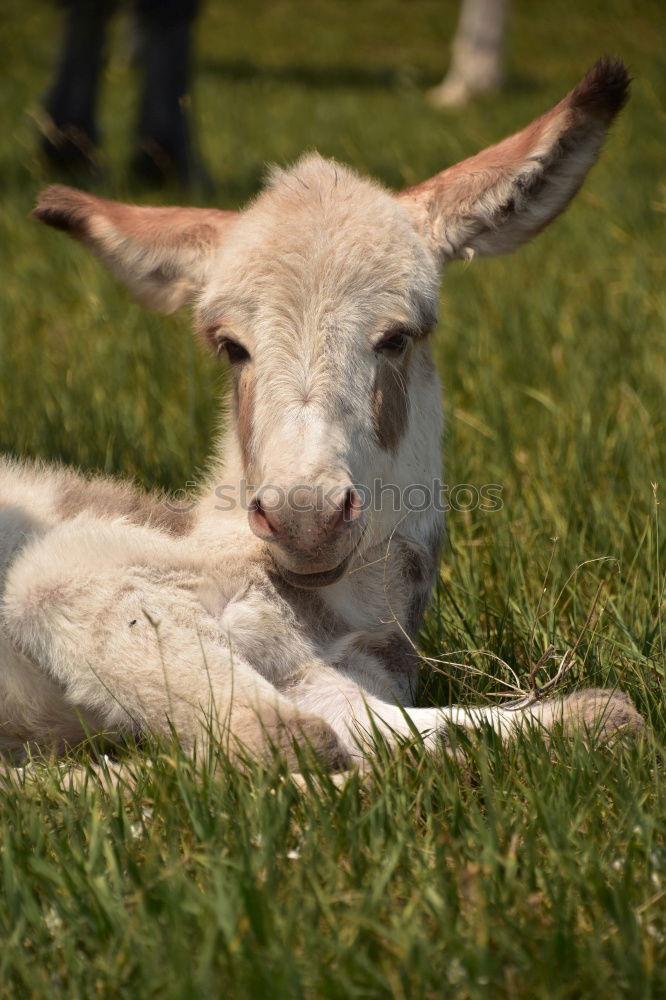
0 0 663 686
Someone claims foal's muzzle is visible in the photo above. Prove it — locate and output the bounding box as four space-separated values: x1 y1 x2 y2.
248 480 364 586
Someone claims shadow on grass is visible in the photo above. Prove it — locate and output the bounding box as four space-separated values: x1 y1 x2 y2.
200 56 542 95
200 56 413 91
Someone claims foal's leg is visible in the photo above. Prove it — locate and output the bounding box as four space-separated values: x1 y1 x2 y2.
287 657 644 756
1 519 349 769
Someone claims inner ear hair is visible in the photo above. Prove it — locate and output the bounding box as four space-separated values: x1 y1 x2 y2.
33 185 239 314
397 57 631 262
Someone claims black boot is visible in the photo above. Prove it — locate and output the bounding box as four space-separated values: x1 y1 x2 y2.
39 0 116 178
130 0 213 194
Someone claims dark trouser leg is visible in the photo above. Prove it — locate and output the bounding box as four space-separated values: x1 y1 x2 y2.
41 0 117 172
131 0 212 192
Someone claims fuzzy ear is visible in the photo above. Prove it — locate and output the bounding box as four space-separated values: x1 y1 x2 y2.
33 186 239 313
397 58 630 263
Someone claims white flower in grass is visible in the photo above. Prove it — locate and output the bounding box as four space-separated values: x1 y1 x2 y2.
44 906 63 936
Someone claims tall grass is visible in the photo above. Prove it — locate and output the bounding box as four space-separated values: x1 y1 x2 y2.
0 0 663 995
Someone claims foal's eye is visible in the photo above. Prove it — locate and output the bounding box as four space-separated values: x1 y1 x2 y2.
219 338 251 364
375 327 411 356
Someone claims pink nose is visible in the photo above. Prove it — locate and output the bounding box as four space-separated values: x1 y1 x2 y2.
248 485 363 546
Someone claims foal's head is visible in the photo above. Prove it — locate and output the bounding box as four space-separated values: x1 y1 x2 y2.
34 59 629 588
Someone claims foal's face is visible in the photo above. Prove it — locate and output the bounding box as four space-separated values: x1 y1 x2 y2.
33 59 629 588
196 158 441 585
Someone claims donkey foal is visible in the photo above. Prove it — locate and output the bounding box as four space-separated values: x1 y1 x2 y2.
0 59 644 768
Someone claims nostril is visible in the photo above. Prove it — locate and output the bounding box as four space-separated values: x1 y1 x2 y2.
249 496 279 538
333 487 363 532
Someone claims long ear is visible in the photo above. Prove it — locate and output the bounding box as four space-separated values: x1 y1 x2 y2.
33 186 238 313
397 58 630 262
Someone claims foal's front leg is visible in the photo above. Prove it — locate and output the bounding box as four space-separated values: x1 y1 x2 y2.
1 518 349 768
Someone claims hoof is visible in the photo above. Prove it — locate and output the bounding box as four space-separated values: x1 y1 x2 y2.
561 688 645 742
272 716 352 773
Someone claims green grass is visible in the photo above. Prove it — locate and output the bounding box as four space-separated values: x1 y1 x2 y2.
0 0 664 995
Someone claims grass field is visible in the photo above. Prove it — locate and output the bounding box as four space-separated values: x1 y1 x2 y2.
0 0 664 996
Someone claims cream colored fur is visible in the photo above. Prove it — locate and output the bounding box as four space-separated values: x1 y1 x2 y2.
0 61 643 766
